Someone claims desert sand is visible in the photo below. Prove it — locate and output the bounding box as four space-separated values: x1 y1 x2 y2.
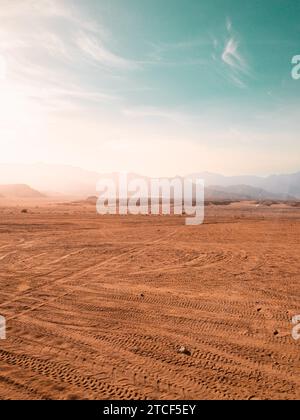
0 202 299 400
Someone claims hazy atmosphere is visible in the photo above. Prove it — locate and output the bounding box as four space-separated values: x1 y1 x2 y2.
0 0 300 177
1 0 300 404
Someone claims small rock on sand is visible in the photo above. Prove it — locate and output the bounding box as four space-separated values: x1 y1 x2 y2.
177 346 191 356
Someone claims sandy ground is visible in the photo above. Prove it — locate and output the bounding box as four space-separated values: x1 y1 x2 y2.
0 202 299 400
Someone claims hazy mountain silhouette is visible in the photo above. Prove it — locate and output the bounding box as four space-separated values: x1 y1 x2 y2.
0 163 299 199
0 184 45 198
188 172 300 198
0 163 100 196
205 185 294 201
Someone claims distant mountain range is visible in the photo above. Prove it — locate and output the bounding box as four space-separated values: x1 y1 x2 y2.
0 163 100 196
204 185 294 201
0 163 299 200
187 172 300 198
0 184 45 198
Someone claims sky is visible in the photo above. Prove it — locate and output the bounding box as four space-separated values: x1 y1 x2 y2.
0 0 300 177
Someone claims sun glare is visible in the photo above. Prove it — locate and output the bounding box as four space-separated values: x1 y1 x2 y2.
0 52 46 164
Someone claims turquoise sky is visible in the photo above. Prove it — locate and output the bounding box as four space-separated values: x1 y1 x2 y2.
83 0 300 103
0 0 299 176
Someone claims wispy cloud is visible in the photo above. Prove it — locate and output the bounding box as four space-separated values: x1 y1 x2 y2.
226 17 232 32
145 38 212 67
122 106 190 122
219 19 251 88
0 0 98 32
0 0 136 113
222 38 248 73
76 32 139 71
